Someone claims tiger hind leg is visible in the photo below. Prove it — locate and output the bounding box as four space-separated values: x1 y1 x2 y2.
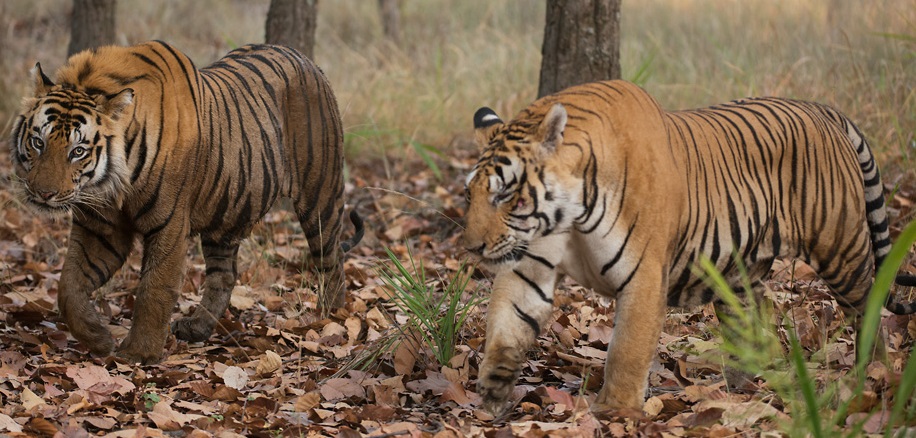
813 250 880 356
297 202 347 315
171 241 240 342
712 279 770 390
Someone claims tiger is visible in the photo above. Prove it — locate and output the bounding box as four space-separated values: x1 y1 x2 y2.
10 41 364 364
462 80 916 414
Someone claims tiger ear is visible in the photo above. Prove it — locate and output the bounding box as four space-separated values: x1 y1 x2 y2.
30 63 55 96
473 107 503 149
536 103 567 152
96 88 134 120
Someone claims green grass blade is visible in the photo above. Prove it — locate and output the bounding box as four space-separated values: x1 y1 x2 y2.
872 32 916 43
411 140 443 180
627 48 656 86
884 350 916 437
788 330 823 438
697 257 749 324
857 219 916 367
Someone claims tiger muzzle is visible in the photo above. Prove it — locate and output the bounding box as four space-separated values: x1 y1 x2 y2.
466 243 486 255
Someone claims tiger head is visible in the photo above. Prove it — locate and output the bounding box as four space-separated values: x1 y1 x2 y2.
10 63 134 214
463 103 581 268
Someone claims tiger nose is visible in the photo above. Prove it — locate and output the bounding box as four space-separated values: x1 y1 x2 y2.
464 241 486 254
37 190 57 200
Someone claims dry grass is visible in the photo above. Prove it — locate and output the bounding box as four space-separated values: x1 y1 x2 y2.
623 1 916 176
1 0 913 171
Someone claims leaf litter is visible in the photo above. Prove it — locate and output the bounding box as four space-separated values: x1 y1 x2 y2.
0 146 914 436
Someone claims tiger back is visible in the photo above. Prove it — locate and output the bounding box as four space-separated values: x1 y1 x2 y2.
10 41 363 364
463 80 915 414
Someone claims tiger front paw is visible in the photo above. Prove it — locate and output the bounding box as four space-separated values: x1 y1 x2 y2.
170 316 215 343
64 313 115 357
594 385 645 412
58 296 115 357
115 348 162 365
477 351 524 415
116 331 165 365
85 335 116 358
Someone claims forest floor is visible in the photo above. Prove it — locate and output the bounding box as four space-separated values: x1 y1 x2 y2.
1 146 915 437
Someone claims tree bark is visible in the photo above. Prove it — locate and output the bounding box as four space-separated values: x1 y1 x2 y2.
265 0 319 59
68 0 116 57
538 0 621 98
378 0 401 44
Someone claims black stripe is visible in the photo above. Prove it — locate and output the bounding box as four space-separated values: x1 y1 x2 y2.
142 210 173 239
513 304 540 335
601 218 638 275
131 52 166 76
865 197 884 211
130 125 148 183
205 266 232 276
133 162 166 221
522 251 555 269
512 269 552 304
154 41 199 110
616 246 646 293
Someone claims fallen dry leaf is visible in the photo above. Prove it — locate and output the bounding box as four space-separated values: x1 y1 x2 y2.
0 413 22 433
84 416 117 430
294 391 322 412
21 387 46 410
255 350 283 375
393 335 420 375
229 285 256 310
25 417 58 436
440 381 475 406
644 396 665 417
147 401 197 431
847 410 892 434
66 365 136 403
221 366 249 391
320 378 366 401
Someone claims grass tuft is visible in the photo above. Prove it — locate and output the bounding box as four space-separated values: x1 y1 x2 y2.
376 245 483 367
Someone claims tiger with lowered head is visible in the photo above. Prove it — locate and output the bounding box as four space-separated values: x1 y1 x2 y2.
10 41 363 364
463 80 916 414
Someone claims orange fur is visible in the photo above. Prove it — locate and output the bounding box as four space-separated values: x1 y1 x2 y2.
464 80 915 414
11 41 362 363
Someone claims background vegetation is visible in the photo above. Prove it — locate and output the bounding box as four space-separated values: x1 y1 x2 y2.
1 0 913 172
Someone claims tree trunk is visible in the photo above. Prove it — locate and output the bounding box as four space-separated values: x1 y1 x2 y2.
538 0 621 98
378 0 401 44
68 0 116 57
265 0 319 59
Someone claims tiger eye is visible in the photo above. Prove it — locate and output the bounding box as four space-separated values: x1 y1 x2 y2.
29 137 44 152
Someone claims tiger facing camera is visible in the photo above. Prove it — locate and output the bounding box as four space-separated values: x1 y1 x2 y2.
10 41 364 364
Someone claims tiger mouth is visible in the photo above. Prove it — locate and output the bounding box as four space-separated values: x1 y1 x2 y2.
26 198 72 213
482 245 526 265
24 192 75 213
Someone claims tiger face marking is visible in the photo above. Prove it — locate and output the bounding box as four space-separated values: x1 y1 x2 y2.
463 104 578 269
464 152 533 264
11 64 133 214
